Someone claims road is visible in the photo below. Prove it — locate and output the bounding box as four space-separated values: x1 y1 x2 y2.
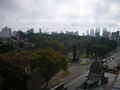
60 58 90 90
62 61 90 85
107 48 120 69
64 47 120 90
64 72 88 90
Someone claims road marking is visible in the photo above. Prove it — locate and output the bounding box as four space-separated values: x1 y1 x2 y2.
64 71 88 87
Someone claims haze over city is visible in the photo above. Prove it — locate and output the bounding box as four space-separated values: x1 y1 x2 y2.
0 0 120 34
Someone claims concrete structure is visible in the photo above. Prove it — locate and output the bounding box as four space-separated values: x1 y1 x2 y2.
27 28 34 34
66 31 79 35
60 31 64 34
86 30 89 36
95 27 100 37
111 32 117 41
102 28 107 38
39 28 42 34
107 31 111 40
111 31 120 44
90 29 94 36
51 31 58 34
102 28 111 40
0 26 12 38
116 31 120 44
74 31 79 35
82 33 85 36
12 31 17 36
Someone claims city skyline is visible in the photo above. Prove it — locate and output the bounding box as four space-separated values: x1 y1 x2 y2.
0 26 119 36
0 0 120 34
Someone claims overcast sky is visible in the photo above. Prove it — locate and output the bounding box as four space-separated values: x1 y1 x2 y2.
0 0 120 34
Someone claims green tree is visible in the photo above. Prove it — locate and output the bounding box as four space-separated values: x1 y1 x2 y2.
0 43 16 53
91 44 112 57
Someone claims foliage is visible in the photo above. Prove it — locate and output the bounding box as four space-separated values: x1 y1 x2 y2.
0 43 16 53
91 44 112 56
0 48 68 90
6 33 117 56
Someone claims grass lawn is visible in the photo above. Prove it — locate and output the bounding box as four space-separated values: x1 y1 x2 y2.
80 54 94 58
61 70 69 78
80 61 91 66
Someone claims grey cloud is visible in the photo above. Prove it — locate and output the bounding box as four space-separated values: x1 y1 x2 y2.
106 0 120 3
0 0 120 33
107 12 120 20
94 1 110 17
0 0 20 12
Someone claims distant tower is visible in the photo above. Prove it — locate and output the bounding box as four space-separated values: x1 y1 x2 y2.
2 26 12 35
75 31 79 35
86 30 89 36
66 31 69 34
0 26 12 38
111 32 117 41
27 28 34 34
60 30 64 34
102 28 107 38
83 33 85 36
39 28 42 34
116 31 120 44
90 29 94 36
95 27 100 37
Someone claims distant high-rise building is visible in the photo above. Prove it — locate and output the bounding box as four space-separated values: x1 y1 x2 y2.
65 31 79 35
86 30 89 36
111 32 117 41
90 29 94 36
116 31 120 44
74 31 79 35
27 28 34 34
39 28 42 34
13 31 17 36
111 31 120 44
60 30 64 34
66 31 69 34
2 26 12 34
103 28 107 31
51 31 58 34
102 28 107 38
95 27 100 37
107 31 111 40
0 26 12 38
102 28 111 39
83 33 85 36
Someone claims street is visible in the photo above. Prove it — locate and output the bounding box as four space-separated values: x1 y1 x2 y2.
63 47 120 90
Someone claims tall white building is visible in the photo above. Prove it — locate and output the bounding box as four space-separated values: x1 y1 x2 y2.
90 29 94 36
